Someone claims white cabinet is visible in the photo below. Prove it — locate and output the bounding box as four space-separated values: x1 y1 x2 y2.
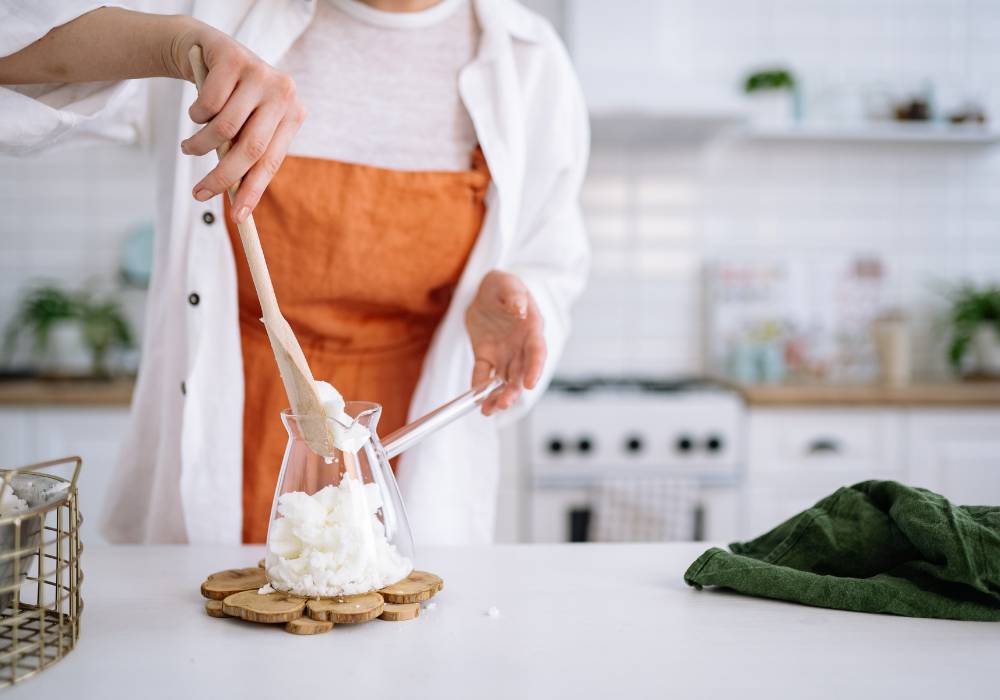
0 406 130 546
905 410 1000 507
744 406 1000 537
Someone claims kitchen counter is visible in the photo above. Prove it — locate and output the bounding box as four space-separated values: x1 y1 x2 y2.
11 544 997 699
736 380 1000 407
0 377 135 406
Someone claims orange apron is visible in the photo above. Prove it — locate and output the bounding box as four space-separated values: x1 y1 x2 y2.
225 149 490 543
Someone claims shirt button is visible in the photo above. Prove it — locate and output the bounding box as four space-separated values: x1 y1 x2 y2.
188 292 200 306
202 211 215 225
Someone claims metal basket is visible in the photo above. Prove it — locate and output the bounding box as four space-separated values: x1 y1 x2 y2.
0 457 82 688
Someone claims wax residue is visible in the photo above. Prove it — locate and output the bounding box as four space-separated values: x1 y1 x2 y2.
315 381 370 454
264 476 412 597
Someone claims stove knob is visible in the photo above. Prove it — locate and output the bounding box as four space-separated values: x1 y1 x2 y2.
706 434 724 453
577 436 594 454
546 437 564 455
624 435 643 454
675 435 695 454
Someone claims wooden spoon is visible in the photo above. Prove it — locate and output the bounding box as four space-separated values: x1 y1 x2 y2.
188 45 335 457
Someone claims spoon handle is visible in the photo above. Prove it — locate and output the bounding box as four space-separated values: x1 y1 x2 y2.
188 45 281 323
381 377 505 460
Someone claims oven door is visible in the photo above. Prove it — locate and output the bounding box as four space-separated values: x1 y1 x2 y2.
527 480 743 543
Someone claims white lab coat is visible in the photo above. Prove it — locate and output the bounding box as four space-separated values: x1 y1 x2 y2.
0 0 589 545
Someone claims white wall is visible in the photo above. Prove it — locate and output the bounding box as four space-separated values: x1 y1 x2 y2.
3 1 1000 376
559 0 1000 379
0 145 155 360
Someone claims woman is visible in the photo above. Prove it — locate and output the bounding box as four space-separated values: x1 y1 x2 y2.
0 0 589 545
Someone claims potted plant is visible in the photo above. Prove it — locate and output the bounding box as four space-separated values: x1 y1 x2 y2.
743 67 798 126
3 284 134 378
947 283 1000 379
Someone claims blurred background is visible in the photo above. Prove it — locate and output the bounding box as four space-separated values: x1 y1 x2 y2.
2 0 999 545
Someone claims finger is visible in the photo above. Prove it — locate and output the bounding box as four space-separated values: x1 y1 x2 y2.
228 113 301 221
498 283 528 318
188 61 239 125
493 354 523 412
182 82 261 156
193 102 283 203
471 357 494 389
522 332 547 390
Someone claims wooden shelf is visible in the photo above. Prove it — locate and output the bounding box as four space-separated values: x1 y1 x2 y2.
735 380 1000 408
0 377 135 406
737 122 1000 145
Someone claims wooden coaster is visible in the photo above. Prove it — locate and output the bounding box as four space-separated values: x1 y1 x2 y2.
379 571 444 604
307 592 384 624
222 590 307 624
201 567 269 601
379 602 420 622
205 599 226 618
286 617 334 635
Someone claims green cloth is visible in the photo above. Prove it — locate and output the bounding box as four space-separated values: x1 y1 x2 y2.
684 481 1000 621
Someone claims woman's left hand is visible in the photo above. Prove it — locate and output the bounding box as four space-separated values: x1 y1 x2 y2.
465 271 546 416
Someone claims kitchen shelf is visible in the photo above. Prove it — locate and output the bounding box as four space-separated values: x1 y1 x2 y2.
0 377 136 406
590 109 747 144
736 122 1000 145
733 380 1000 408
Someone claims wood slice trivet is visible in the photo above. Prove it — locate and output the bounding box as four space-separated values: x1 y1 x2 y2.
201 567 269 600
379 602 420 622
307 592 384 624
379 571 443 604
205 599 226 618
200 564 443 633
286 617 334 635
222 590 306 624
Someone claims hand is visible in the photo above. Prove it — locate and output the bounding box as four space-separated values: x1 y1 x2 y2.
465 271 546 416
169 20 305 222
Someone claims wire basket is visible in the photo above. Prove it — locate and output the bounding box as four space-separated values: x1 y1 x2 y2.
0 457 82 688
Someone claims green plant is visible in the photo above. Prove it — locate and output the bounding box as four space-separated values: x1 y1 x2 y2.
3 283 134 377
744 68 796 93
946 283 1000 370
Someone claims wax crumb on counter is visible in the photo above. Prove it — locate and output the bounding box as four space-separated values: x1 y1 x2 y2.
258 583 275 595
486 606 500 618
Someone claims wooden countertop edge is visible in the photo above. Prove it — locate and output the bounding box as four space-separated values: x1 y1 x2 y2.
734 381 1000 408
0 378 136 407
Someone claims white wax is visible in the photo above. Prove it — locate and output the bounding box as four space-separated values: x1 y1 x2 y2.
264 477 412 597
315 381 371 454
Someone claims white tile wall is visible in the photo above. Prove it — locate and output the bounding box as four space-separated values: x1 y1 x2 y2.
2 1 999 383
0 145 155 359
559 0 1000 379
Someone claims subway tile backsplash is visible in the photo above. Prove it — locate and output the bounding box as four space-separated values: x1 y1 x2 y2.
2 0 999 382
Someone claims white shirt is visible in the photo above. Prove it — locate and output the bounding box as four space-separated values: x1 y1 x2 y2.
0 0 590 546
282 0 479 170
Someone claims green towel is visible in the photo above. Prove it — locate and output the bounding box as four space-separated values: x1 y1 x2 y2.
684 481 1000 621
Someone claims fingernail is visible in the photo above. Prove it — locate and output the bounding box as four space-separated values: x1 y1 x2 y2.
180 140 190 154
235 206 250 222
194 189 212 201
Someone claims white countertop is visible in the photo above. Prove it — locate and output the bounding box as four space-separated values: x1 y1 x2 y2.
11 544 998 699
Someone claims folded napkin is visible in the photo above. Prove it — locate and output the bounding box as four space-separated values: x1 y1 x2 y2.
684 481 1000 621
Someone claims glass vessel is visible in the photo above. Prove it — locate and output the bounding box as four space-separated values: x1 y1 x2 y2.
264 378 502 598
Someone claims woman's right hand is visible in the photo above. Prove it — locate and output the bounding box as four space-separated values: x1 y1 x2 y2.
168 19 305 223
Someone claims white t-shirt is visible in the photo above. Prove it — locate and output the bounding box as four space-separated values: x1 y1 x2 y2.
279 0 480 172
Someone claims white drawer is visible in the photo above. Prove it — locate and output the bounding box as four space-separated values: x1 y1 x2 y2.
748 408 904 479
